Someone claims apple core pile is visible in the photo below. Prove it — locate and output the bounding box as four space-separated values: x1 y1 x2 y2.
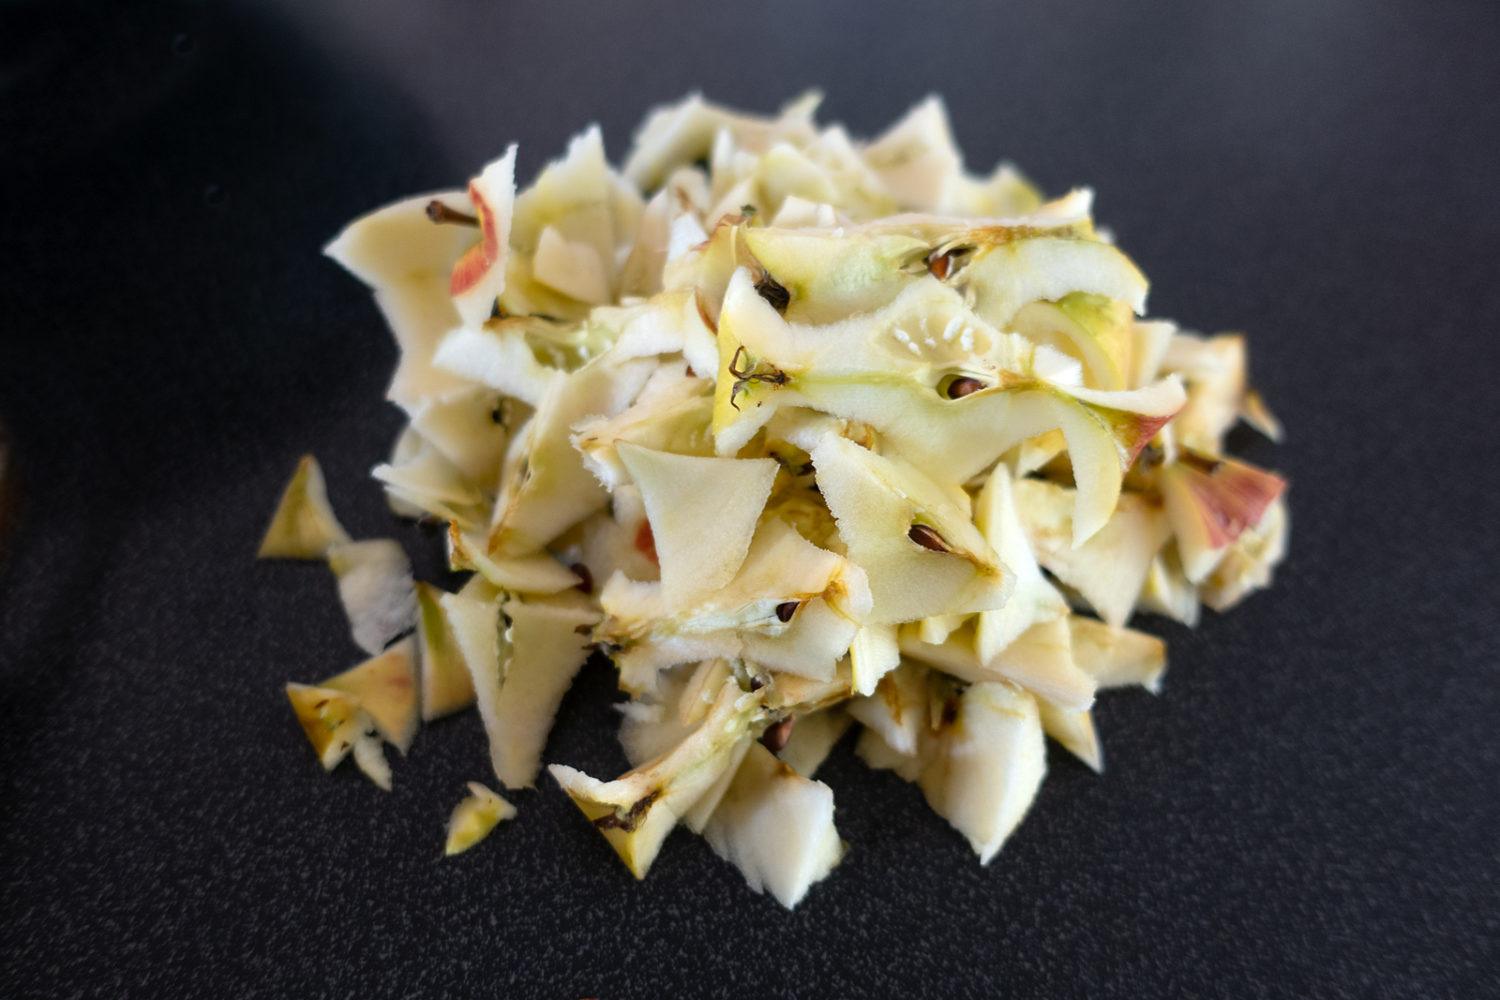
263 94 1289 908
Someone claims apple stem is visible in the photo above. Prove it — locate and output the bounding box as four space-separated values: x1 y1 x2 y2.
426 200 479 227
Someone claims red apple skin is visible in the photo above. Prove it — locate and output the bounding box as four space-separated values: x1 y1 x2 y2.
449 181 500 297
1176 450 1286 547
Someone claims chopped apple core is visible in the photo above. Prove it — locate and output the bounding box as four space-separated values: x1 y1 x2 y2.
280 92 1289 909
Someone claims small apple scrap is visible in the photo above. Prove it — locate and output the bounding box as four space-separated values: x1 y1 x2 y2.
265 93 1289 908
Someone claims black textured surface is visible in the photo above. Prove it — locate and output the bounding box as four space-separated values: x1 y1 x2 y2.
2 2 1498 997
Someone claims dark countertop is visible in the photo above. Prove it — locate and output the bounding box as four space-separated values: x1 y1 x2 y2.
2 2 1497 996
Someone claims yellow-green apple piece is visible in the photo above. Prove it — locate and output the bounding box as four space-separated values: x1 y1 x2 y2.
285 683 365 770
258 455 350 560
487 350 656 558
701 742 845 909
775 707 852 779
918 682 1046 864
940 161 1043 218
1012 478 1170 627
1240 388 1283 441
947 233 1148 331
915 613 967 646
445 781 517 856
845 660 929 755
1011 292 1135 391
811 434 1010 624
351 733 392 791
319 636 419 753
616 443 778 609
973 462 1069 663
448 146 517 329
326 539 416 656
548 676 767 879
488 594 601 789
1068 615 1166 693
1201 493 1289 612
414 582 476 721
1037 701 1102 773
441 588 507 765
1159 450 1287 584
446 523 581 595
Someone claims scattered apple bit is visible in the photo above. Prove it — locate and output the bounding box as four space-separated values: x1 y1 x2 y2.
445 782 517 856
262 93 1289 905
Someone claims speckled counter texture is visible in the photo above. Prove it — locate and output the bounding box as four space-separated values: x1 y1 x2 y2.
1 1 1497 997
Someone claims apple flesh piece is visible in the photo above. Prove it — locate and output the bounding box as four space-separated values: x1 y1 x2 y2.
702 742 845 909
1138 546 1202 627
918 681 1047 864
431 324 558 409
352 733 392 791
326 539 417 656
1068 615 1166 693
774 707 852 779
574 377 716 491
285 683 367 770
487 594 601 789
1160 331 1250 454
445 781 517 856
549 676 767 879
1012 478 1170 628
1159 450 1287 584
487 350 656 558
812 434 1010 625
1011 292 1135 391
616 443 778 609
1037 701 1102 773
1201 493 1289 612
414 582 477 721
845 660 929 755
258 455 350 560
973 462 1069 663
860 95 963 211
446 523 581 595
319 636 420 754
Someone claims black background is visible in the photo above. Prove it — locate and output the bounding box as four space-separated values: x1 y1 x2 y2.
2 1 1497 997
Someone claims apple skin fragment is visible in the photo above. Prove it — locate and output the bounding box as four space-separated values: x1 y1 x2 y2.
279 92 1291 902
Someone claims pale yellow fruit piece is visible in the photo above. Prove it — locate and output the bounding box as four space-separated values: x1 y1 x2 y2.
488 594 601 789
258 455 350 560
860 95 962 212
446 523 582 595
774 707 852 779
352 733 392 791
1012 478 1170 627
616 443 778 610
549 676 766 879
1068 615 1166 693
811 434 1009 625
973 462 1069 664
450 147 518 330
918 682 1046 864
284 684 365 770
320 637 420 754
702 743 845 909
414 582 477 721
327 539 417 656
845 660 929 755
1012 292 1135 391
445 782 517 856
1037 701 1102 773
